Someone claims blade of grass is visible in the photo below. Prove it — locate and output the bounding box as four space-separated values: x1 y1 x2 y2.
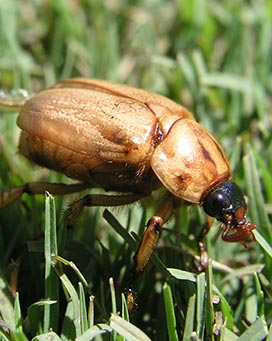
167 268 197 282
0 274 28 341
53 255 88 289
44 193 59 332
254 273 265 317
79 282 88 334
14 293 24 335
58 273 81 339
109 277 117 341
238 315 268 341
88 295 95 328
183 294 196 341
253 231 272 259
76 324 112 341
163 282 178 341
103 209 136 250
205 261 214 339
221 264 265 283
196 273 206 340
253 150 272 202
28 300 57 336
243 147 271 241
121 293 130 322
110 314 151 341
32 331 61 341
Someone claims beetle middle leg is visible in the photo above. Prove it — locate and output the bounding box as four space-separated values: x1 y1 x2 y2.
195 215 214 271
132 193 176 275
126 194 177 311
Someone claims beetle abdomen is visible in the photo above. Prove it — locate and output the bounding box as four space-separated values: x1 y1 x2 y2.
19 129 161 193
16 83 170 193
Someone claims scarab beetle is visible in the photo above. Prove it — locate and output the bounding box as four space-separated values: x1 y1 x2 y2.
0 78 256 281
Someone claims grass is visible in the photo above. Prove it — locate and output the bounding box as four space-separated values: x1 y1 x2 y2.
0 0 272 340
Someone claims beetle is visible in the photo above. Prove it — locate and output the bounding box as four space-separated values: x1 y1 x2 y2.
0 78 256 291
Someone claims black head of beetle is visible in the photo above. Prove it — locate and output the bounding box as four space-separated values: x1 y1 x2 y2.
203 181 246 225
202 181 256 243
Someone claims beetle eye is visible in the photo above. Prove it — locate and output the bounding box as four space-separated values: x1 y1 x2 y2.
203 188 231 219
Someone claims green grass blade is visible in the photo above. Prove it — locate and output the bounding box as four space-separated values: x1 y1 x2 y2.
196 273 206 340
238 315 268 341
121 293 130 322
254 230 272 259
110 314 151 341
163 282 178 341
76 324 112 341
183 294 196 341
254 273 265 317
14 293 24 335
28 300 57 336
88 296 95 328
205 261 214 339
103 209 136 249
243 148 271 241
0 275 28 341
79 282 88 334
32 331 61 341
167 268 197 282
53 255 88 289
44 193 59 332
59 273 81 339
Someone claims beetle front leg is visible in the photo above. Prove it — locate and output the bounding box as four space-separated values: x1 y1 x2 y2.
221 223 256 247
0 182 91 208
127 194 176 312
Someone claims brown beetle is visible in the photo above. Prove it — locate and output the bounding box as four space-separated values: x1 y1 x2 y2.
0 78 255 287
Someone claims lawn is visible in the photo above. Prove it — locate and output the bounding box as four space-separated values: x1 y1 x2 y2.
0 1 271 340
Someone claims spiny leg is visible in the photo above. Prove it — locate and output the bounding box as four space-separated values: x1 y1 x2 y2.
0 182 92 208
127 193 177 312
221 222 256 246
66 193 144 226
197 216 256 270
196 215 214 271
0 178 146 228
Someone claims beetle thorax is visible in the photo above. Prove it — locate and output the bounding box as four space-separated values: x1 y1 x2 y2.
151 119 231 203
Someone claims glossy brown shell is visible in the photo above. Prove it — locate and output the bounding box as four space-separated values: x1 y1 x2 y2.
17 78 230 203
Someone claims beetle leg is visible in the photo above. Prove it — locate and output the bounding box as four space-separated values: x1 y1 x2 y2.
196 215 214 271
221 223 256 245
126 194 176 312
132 194 176 275
67 193 144 226
0 182 92 208
133 215 163 273
126 215 163 313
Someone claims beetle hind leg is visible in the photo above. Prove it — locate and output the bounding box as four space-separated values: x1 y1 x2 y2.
0 186 25 208
66 193 145 226
0 182 91 208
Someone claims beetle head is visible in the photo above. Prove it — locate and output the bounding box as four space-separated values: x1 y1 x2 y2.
202 181 256 244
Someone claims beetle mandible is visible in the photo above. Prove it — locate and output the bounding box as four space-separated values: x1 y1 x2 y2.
0 78 256 281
